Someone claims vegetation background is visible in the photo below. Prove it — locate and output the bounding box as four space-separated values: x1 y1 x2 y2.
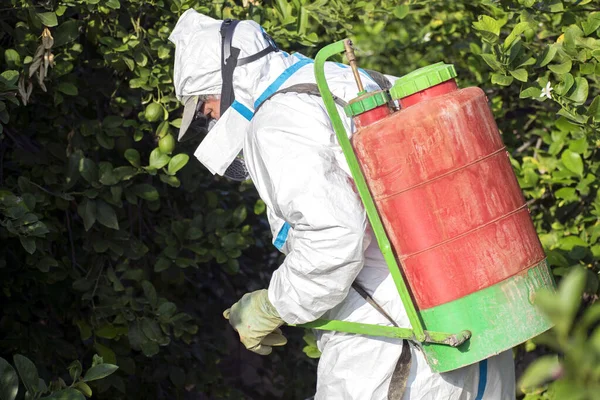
1 0 600 398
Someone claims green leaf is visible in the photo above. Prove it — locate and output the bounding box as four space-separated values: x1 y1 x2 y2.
127 322 143 351
13 355 38 396
0 357 19 400
96 200 119 230
93 343 116 365
142 280 158 308
4 50 20 68
1 70 19 86
556 73 574 96
473 15 503 35
159 174 180 188
140 341 159 357
561 149 584 176
57 83 78 97
103 116 123 129
167 154 189 175
106 0 121 9
555 187 577 202
568 137 588 154
41 388 86 400
67 360 82 383
53 20 80 47
95 324 118 339
480 53 502 71
547 0 564 12
77 199 96 231
19 237 36 255
155 121 169 138
302 345 321 359
582 13 600 36
509 69 528 82
154 258 171 272
587 95 600 121
37 12 58 27
558 267 586 323
519 87 541 99
558 236 588 251
134 51 148 67
254 199 266 215
130 184 159 201
141 318 163 342
566 77 588 104
518 355 561 391
148 148 170 169
393 4 409 19
82 364 118 382
491 73 513 86
124 149 140 167
232 205 247 226
157 46 170 60
79 158 97 183
169 366 185 388
75 320 92 341
537 45 557 67
557 108 587 124
72 382 92 398
157 302 177 318
504 21 531 50
548 60 572 75
123 57 134 71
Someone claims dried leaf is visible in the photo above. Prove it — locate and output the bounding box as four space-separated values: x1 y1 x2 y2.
26 81 33 101
44 52 50 74
34 45 44 59
42 28 54 49
38 68 47 92
29 57 42 78
18 75 27 105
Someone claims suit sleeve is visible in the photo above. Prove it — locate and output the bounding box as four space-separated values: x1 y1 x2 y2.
246 93 369 324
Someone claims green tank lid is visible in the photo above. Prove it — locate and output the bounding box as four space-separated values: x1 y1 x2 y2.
344 90 390 117
390 62 457 100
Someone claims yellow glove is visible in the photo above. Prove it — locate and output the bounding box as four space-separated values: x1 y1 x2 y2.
223 289 287 355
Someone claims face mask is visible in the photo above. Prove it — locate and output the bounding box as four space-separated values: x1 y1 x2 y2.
180 102 217 142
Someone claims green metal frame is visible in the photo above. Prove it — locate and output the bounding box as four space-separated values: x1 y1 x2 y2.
294 39 470 347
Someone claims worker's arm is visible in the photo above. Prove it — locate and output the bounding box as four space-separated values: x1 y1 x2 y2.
246 93 368 325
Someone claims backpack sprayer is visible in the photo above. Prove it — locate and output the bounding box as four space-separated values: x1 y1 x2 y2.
294 39 555 373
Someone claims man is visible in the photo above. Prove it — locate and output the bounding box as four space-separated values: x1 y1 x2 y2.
169 9 515 399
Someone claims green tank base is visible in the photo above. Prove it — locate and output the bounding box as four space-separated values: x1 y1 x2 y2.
420 260 555 373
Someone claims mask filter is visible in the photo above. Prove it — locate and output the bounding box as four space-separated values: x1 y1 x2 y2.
224 153 249 181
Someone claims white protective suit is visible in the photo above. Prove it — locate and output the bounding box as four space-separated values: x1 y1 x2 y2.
169 10 516 400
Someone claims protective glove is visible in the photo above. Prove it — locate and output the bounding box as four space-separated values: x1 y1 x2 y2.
223 289 287 355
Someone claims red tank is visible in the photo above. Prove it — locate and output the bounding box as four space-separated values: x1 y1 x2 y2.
351 63 546 310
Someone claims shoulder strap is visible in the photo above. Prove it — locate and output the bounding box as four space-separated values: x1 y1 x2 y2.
220 20 241 114
253 69 391 115
253 83 348 114
364 69 392 90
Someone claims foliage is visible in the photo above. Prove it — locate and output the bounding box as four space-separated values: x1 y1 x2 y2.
519 268 600 399
0 353 117 400
0 0 599 398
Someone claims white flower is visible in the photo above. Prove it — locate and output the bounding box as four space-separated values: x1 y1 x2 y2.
540 81 553 99
423 32 432 42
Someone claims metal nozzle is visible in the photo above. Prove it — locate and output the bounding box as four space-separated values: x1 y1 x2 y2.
344 39 364 93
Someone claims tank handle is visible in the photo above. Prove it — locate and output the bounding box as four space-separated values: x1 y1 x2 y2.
312 39 427 341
